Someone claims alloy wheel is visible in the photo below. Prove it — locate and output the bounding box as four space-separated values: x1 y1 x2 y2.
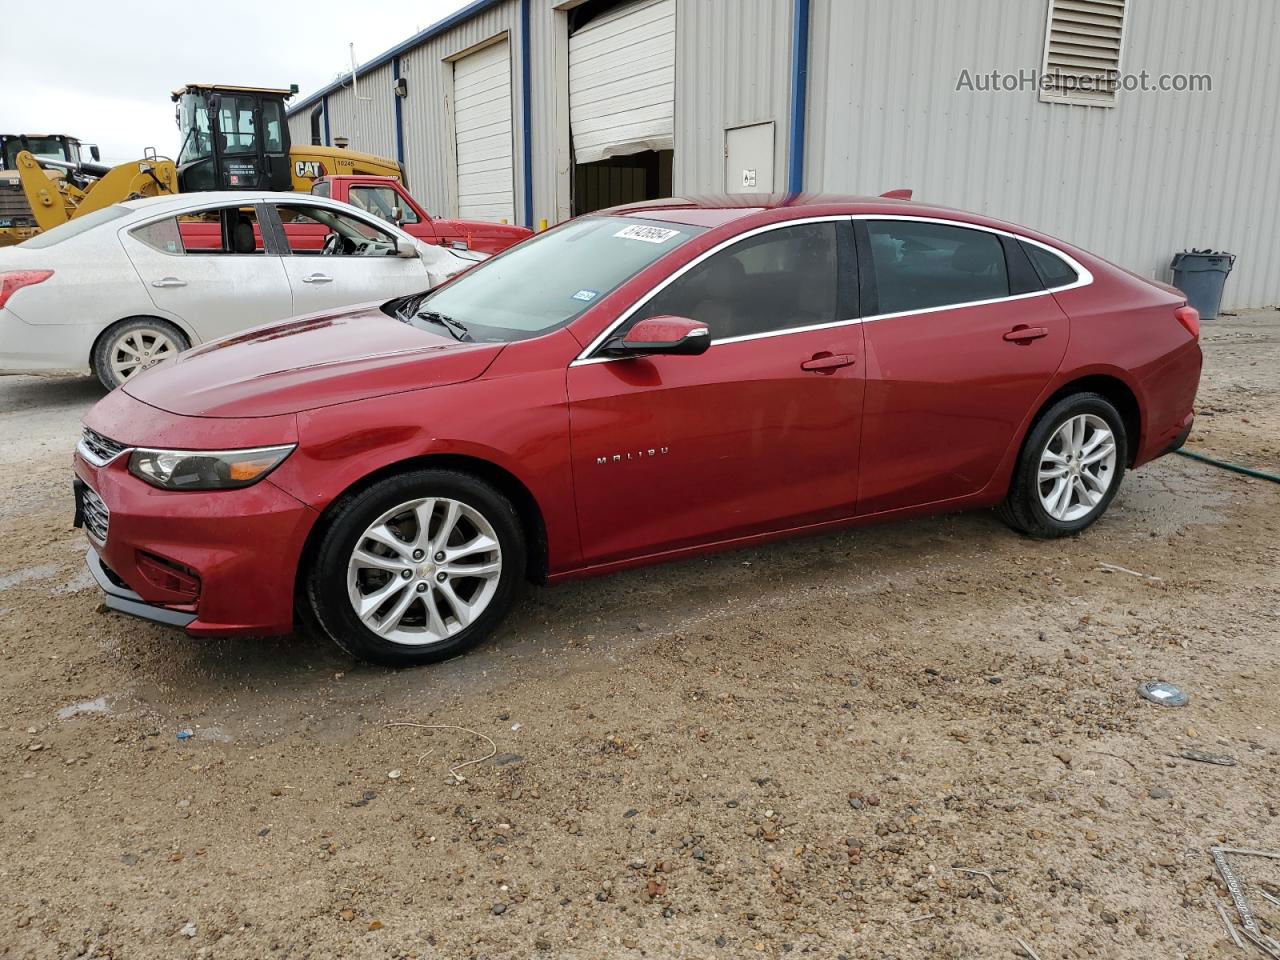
346 497 503 646
1037 414 1117 522
109 328 179 382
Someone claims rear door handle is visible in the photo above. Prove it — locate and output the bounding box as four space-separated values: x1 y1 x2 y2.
150 277 187 288
801 353 856 372
1004 325 1049 342
302 273 333 284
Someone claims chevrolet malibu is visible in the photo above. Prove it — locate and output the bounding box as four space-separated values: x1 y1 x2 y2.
73 194 1201 666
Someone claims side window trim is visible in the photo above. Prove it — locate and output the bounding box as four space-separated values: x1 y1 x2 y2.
572 215 1094 365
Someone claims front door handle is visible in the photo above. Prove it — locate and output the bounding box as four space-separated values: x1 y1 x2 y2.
150 277 187 288
1004 325 1049 342
302 273 333 284
801 353 856 372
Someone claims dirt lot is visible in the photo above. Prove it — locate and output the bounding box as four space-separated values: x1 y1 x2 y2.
1 312 1278 960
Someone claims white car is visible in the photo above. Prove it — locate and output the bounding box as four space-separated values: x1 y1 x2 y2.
0 191 484 389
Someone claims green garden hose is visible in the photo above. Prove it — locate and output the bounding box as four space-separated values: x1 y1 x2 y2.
1175 448 1280 484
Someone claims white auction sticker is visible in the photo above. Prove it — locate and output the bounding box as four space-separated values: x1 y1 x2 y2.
613 224 680 244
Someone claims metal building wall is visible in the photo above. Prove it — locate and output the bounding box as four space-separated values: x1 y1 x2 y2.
806 0 1280 307
673 0 793 194
398 1 524 221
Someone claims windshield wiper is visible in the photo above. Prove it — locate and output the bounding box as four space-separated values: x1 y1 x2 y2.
415 310 473 342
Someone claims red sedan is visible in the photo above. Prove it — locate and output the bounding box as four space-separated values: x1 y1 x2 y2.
74 194 1202 666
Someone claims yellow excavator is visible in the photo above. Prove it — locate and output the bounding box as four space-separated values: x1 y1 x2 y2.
0 84 402 246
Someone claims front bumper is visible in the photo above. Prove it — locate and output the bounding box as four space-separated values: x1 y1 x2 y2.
85 547 197 628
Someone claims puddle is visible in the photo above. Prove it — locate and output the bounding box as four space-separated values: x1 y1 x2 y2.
0 563 61 593
57 697 111 720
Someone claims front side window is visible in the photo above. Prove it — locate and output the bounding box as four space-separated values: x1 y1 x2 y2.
275 203 401 256
415 216 704 342
866 220 1009 315
262 100 284 154
627 222 839 341
349 186 419 224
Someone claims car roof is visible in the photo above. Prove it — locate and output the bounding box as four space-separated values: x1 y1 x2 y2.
601 193 1082 252
119 191 343 215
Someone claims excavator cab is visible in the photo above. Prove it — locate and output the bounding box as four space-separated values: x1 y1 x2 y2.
172 84 295 193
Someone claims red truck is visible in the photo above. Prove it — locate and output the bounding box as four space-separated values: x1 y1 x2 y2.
178 175 533 255
312 175 532 254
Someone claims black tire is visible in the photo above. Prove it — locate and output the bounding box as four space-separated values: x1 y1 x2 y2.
997 392 1128 538
91 317 190 391
306 469 526 667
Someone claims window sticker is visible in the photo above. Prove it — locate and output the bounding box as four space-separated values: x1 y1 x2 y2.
572 289 600 302
613 224 681 244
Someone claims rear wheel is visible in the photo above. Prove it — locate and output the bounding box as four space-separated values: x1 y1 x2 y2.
307 469 526 667
998 392 1127 538
92 317 188 390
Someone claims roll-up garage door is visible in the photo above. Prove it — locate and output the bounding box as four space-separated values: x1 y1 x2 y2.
453 39 515 222
569 0 675 164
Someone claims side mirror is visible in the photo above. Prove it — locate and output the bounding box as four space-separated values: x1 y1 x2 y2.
396 239 420 259
390 205 404 224
89 145 101 162
602 315 711 358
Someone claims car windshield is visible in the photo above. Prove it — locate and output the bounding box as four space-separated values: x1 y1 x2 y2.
18 205 130 248
412 216 704 341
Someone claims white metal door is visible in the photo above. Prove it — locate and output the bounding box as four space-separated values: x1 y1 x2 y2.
122 227 293 344
725 123 775 193
568 0 675 164
453 39 515 223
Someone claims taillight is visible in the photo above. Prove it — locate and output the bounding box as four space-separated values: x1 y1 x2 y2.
0 270 53 310
1174 305 1200 339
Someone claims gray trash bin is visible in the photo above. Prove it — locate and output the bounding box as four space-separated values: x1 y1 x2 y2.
1170 250 1235 321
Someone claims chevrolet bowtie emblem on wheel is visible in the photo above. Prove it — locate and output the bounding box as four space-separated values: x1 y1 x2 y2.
597 448 669 465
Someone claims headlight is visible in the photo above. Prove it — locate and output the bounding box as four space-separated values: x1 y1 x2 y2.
127 445 295 491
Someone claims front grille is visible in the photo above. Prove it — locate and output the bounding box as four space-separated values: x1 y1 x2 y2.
79 427 129 466
81 485 109 544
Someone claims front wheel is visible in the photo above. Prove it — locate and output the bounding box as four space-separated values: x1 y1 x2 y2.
998 392 1127 538
306 469 526 667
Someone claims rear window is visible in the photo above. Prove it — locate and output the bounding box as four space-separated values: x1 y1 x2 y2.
1020 241 1078 288
19 205 130 248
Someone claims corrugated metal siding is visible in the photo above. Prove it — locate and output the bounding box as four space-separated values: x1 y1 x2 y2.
399 1 522 221
287 110 313 150
307 62 399 161
674 0 793 194
807 0 1280 307
527 0 569 225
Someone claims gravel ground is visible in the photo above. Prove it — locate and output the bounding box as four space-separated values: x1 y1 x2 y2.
0 311 1277 960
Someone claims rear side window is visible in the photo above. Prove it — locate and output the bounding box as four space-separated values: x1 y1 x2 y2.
1020 241 1079 289
176 206 266 255
865 220 1009 314
131 217 184 255
631 222 840 341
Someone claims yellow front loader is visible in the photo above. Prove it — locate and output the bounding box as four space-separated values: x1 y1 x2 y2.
0 84 401 246
8 149 178 237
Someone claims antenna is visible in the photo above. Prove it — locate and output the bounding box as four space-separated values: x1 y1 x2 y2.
350 43 372 102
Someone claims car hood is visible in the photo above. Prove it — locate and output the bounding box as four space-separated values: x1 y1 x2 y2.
123 302 505 418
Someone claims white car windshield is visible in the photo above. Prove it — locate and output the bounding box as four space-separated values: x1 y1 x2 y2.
412 216 704 341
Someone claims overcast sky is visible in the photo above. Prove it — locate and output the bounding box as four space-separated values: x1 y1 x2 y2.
1 0 469 162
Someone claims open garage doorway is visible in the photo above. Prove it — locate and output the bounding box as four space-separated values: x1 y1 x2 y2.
567 0 675 215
